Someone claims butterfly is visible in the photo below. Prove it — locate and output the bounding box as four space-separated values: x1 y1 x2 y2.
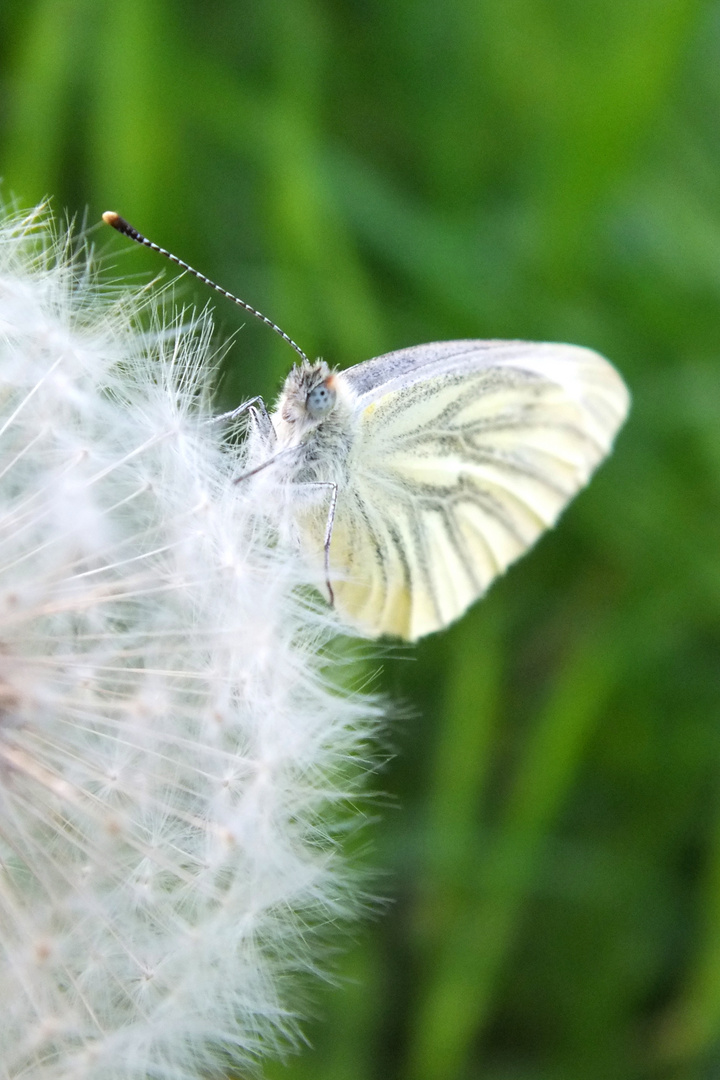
245 339 629 640
103 212 630 640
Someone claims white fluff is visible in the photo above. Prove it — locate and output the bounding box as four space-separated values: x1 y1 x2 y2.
0 207 381 1078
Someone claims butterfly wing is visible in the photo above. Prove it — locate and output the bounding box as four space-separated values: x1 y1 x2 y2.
322 340 629 640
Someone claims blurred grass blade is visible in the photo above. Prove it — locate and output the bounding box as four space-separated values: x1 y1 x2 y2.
406 625 623 1080
2 0 94 206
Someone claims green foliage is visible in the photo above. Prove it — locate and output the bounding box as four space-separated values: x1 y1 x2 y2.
2 1 719 1075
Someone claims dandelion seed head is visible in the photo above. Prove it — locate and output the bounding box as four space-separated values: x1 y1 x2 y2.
0 206 381 1078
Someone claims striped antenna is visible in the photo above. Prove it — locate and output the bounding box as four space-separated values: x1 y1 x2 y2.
102 211 310 366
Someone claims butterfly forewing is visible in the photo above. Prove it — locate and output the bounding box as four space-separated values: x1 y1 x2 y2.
324 341 629 639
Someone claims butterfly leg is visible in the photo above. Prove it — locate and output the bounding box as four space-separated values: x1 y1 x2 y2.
233 444 299 484
298 481 338 606
322 482 338 607
225 398 292 484
211 395 274 436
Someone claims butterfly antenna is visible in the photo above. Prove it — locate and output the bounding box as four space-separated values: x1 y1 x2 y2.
102 211 310 366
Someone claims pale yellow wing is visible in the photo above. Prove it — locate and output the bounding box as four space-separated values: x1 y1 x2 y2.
321 341 629 640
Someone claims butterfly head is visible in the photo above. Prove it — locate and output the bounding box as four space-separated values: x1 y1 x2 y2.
275 361 339 442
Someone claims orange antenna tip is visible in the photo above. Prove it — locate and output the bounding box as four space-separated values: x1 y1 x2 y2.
102 211 135 237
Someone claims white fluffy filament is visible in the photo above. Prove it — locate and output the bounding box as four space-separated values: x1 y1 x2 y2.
0 206 380 1079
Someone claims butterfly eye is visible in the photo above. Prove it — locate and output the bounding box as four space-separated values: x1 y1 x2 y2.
306 381 337 420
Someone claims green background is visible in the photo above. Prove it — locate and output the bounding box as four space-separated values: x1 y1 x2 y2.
3 2 720 1077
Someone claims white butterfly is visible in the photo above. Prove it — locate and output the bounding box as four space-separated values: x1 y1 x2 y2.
246 339 630 640
101 213 630 640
